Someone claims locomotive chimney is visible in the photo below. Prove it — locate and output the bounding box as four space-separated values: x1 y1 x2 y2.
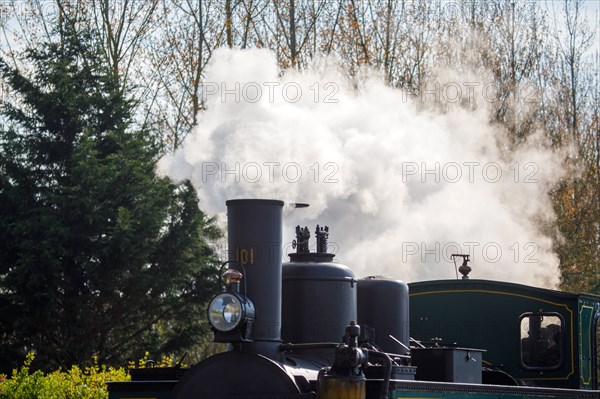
226 199 284 359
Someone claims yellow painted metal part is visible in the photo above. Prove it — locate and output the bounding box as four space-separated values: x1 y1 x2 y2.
317 375 366 399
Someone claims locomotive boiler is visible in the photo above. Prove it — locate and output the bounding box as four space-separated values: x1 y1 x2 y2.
108 198 600 399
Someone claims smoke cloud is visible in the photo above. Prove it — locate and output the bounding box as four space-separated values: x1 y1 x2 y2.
157 48 564 288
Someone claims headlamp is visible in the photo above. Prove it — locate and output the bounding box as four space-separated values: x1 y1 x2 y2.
208 293 243 332
207 268 255 342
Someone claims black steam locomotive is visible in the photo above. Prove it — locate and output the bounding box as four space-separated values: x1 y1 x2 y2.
108 199 600 399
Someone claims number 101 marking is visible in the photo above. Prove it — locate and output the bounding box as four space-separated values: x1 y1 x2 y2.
236 248 255 265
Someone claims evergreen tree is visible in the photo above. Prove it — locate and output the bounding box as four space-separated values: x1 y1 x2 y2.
0 22 220 371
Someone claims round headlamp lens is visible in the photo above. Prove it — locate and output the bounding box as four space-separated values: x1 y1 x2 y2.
208 293 242 332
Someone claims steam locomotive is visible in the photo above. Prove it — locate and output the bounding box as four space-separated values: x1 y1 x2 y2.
108 199 600 399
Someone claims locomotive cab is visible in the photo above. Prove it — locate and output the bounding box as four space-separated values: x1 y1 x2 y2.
409 279 600 390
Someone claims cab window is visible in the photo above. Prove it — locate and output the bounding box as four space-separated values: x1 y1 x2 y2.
520 313 563 370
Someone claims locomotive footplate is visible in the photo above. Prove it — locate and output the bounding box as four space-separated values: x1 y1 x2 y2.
221 395 315 399
368 379 600 398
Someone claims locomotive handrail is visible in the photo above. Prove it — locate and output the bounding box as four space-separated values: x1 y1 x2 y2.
280 342 340 351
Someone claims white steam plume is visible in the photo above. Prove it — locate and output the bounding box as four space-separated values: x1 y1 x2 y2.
157 48 564 288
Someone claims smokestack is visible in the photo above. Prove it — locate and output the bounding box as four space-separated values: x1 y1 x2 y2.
226 199 284 359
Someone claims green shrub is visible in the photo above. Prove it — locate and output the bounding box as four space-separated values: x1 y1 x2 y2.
0 353 129 399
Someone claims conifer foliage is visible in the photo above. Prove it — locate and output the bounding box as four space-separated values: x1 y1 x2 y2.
0 22 220 371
